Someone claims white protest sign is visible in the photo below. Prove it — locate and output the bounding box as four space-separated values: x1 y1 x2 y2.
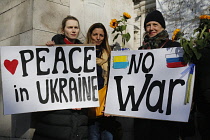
105 47 194 122
0 45 99 115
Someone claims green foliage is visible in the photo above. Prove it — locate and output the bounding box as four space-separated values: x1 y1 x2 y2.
177 25 210 63
173 15 210 63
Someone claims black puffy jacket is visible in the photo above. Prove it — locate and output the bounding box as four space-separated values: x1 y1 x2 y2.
33 34 88 140
33 109 88 140
51 34 82 44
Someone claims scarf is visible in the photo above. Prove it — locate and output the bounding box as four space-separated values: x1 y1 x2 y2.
64 38 74 44
139 30 169 49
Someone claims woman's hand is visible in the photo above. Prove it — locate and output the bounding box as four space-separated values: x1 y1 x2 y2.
46 41 55 46
103 113 111 117
72 108 82 110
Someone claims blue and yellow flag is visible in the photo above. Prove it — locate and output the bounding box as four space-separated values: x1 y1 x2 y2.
113 55 129 69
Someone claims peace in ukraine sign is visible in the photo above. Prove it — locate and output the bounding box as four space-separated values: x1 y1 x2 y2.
1 45 99 115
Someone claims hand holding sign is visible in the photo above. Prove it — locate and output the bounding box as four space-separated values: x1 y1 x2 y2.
4 59 18 75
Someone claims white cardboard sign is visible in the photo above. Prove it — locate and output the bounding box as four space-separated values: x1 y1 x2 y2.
105 47 194 122
0 45 99 115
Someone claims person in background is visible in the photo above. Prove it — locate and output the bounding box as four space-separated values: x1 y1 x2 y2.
32 15 88 140
134 10 181 140
86 23 122 140
193 19 210 140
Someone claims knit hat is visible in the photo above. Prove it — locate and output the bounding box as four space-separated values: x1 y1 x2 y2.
144 10 166 30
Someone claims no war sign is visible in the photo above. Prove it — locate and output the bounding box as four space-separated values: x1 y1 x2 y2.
105 47 194 122
0 45 99 115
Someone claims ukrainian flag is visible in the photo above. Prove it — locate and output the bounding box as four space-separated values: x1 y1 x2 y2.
184 64 195 104
113 55 129 69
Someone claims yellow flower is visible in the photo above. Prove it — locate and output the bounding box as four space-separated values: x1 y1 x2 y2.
200 15 210 19
199 15 210 30
110 13 131 48
200 15 204 19
172 29 181 42
109 19 118 28
123 12 131 19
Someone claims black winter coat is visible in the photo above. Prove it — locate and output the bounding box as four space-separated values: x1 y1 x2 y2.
138 39 180 49
52 34 82 44
33 110 88 140
193 45 210 115
32 34 88 140
156 39 180 49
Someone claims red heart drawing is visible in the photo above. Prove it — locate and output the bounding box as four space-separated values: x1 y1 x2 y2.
4 59 18 75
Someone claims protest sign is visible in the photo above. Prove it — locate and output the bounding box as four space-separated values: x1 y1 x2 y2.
0 45 99 115
105 47 194 122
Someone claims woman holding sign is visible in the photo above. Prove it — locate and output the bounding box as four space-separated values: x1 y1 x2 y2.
86 23 122 140
33 15 88 140
45 16 82 45
134 10 181 140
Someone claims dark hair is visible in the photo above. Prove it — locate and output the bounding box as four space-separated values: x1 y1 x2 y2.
61 15 80 31
85 23 111 55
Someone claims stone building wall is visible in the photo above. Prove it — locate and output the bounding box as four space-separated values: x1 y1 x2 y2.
0 0 71 46
69 0 135 49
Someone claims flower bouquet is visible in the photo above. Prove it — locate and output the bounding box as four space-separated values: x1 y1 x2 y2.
172 15 210 63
